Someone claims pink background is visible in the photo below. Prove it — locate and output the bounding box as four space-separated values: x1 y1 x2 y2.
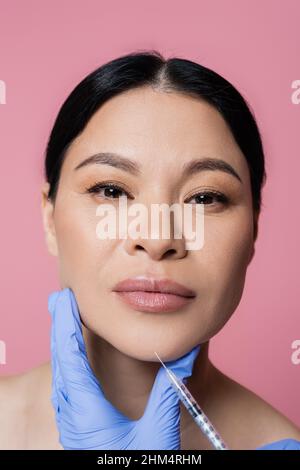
0 1 299 426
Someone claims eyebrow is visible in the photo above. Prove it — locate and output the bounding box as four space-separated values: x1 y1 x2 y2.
74 152 242 183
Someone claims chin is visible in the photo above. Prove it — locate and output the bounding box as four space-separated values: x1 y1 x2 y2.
80 300 205 363
99 329 201 363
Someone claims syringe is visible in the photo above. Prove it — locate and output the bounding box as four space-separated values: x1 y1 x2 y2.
154 351 229 450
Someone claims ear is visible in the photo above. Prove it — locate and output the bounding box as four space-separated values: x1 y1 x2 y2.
41 181 58 257
248 209 260 265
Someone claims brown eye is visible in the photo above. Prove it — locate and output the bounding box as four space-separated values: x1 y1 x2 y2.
186 190 229 205
86 182 133 200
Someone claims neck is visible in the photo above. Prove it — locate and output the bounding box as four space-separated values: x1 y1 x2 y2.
82 326 214 444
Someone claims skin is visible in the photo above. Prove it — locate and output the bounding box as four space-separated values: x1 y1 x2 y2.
1 86 300 449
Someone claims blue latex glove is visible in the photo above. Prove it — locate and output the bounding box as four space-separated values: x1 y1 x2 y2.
256 438 300 450
48 287 201 450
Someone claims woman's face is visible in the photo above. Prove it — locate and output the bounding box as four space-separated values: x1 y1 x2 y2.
42 86 257 362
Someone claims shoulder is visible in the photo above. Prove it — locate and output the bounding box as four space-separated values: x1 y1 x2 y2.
0 370 28 449
212 367 300 450
0 362 61 449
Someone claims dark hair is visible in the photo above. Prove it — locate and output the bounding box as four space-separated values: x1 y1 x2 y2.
45 49 266 223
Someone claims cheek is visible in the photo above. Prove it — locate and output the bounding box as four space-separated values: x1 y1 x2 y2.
204 208 254 274
53 203 117 287
196 209 254 334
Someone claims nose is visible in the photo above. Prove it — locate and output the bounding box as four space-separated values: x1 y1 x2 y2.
122 215 188 261
124 236 187 261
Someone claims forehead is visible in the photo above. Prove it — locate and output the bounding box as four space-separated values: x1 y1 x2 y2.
64 86 249 177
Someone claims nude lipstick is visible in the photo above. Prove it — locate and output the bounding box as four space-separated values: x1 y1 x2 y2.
112 277 196 313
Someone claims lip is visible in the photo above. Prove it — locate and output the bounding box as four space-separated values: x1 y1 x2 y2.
112 277 196 313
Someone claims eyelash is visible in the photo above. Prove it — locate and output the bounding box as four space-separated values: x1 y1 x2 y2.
85 182 134 200
85 182 229 206
186 189 229 206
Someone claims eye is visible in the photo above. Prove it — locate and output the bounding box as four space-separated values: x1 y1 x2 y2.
185 190 229 206
85 182 133 200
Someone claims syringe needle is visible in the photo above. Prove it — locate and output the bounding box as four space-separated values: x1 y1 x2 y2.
154 350 229 450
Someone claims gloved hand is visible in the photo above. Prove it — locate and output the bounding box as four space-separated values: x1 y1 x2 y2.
256 438 300 450
48 287 201 450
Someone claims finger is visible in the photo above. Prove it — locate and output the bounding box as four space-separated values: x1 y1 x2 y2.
141 345 201 422
48 288 111 411
49 306 61 423
257 439 300 450
166 344 201 380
